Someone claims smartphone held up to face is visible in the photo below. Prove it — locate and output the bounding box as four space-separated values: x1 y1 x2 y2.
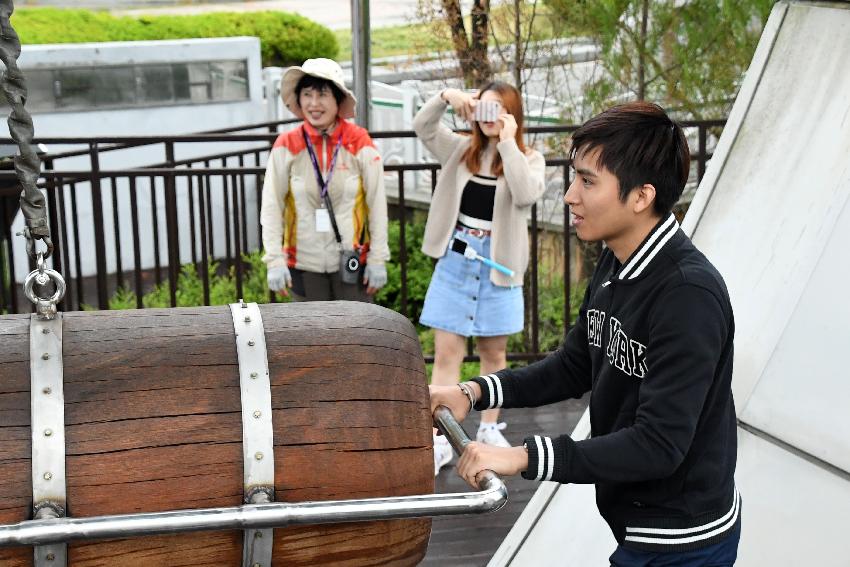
473 100 502 123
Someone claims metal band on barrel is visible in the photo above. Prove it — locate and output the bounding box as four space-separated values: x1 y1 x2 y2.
229 301 275 567
30 313 67 567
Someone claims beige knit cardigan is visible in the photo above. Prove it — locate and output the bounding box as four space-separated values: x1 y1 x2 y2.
414 94 547 287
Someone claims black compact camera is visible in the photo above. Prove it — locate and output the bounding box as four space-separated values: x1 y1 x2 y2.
339 249 363 284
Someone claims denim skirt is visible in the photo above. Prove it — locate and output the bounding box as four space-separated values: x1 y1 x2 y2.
419 229 524 337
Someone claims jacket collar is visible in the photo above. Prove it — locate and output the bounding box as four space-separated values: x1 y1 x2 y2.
302 119 345 143
615 212 680 281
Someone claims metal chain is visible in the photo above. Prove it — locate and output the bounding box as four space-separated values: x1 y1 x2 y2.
0 0 52 259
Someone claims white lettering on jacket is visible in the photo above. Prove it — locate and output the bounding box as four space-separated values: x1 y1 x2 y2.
587 309 606 348
587 311 648 379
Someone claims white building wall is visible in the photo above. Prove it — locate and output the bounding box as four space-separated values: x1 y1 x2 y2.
7 37 267 282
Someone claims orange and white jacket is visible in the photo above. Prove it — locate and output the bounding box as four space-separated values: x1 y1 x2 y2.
260 120 389 273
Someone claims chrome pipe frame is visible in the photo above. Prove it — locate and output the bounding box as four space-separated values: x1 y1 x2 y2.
0 406 507 548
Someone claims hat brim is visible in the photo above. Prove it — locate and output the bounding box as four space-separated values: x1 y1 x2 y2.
280 66 357 120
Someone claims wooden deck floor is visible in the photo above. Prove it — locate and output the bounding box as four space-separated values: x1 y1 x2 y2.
421 395 590 566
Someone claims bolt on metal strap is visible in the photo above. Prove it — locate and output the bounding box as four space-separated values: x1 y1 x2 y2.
229 301 275 567
29 313 67 567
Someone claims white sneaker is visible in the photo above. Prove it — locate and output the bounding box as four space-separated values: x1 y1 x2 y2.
434 435 453 476
476 422 510 448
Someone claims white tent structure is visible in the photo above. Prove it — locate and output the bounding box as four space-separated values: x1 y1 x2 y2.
490 2 850 565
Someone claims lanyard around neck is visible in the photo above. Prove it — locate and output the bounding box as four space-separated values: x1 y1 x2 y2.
302 127 343 200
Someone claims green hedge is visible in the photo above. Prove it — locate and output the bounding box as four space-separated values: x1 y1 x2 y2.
11 8 338 67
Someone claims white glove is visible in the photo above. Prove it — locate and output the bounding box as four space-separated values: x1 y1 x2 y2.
267 265 292 292
363 264 387 291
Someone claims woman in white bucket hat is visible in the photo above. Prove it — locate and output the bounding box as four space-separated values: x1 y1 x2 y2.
260 58 389 302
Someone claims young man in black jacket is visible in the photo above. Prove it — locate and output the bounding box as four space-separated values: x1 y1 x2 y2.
430 102 740 566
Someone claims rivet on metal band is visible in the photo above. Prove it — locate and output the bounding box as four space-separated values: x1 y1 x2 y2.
30 313 67 567
229 301 275 567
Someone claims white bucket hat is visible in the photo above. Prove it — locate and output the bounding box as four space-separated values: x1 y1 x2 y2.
280 58 357 120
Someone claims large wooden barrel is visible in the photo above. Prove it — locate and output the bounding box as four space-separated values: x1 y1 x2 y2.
0 301 433 565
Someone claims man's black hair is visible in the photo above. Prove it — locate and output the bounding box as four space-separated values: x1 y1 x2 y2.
295 75 345 107
570 101 690 216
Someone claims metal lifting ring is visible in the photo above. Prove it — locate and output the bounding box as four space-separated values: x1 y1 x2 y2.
23 253 66 320
23 254 66 307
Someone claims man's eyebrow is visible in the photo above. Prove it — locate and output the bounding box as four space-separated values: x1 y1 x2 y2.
575 167 598 177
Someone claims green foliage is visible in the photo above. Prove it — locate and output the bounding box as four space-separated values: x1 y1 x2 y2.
107 286 138 310
11 8 338 67
105 251 280 311
547 0 775 119
508 266 587 354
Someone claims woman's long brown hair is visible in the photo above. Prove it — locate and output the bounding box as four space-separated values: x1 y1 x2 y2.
463 81 527 177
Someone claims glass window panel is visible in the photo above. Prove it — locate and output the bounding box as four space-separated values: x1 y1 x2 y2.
56 68 96 109
183 62 212 102
172 63 191 101
210 60 249 101
2 59 251 112
139 65 174 103
57 66 136 109
92 66 136 106
24 69 57 112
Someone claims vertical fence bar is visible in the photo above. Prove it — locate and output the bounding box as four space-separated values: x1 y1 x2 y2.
697 124 708 182
187 163 198 268
238 154 248 255
0 194 9 313
223 159 233 268
204 160 214 260
150 175 162 286
397 170 408 318
129 175 143 309
196 170 210 306
262 128 276 304
530 203 540 355
254 151 263 226
57 178 72 313
232 169 244 300
110 176 123 290
89 144 109 310
70 182 83 310
6 193 18 313
261 128 275 301
27 231 35 276
164 142 179 307
43 159 61 276
45 173 66 312
40 166 62 305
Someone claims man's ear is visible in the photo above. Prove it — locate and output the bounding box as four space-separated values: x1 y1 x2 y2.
633 183 657 215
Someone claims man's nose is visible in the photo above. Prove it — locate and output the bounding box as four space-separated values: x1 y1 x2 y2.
564 178 578 205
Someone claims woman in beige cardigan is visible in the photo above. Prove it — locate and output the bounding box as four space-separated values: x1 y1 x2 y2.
413 82 546 475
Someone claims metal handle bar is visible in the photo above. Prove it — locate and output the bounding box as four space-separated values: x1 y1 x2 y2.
0 406 507 548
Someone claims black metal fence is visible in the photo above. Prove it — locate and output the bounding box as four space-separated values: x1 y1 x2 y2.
0 119 724 362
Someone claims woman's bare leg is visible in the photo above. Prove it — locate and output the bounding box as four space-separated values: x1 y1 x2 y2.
431 329 467 386
476 335 508 424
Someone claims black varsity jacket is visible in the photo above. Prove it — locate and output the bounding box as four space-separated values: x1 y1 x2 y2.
471 213 740 552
